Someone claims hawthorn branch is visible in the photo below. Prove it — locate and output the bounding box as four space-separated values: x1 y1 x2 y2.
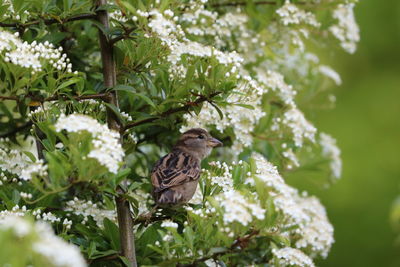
0 13 96 28
0 95 18 101
123 91 221 131
96 0 137 266
0 121 33 138
0 93 110 103
110 26 136 45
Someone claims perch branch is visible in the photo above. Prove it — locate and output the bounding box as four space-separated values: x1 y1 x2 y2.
123 91 221 131
0 93 110 103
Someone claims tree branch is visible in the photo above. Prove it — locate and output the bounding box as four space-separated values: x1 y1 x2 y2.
123 91 221 131
0 93 110 103
96 1 137 266
110 26 136 45
0 121 33 138
0 95 18 101
0 13 96 28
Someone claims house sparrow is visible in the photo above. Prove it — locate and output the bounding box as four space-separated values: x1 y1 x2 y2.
151 128 222 205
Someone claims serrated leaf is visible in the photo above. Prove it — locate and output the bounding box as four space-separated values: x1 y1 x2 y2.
57 77 81 90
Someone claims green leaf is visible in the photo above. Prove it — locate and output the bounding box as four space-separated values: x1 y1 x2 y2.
22 151 37 162
57 77 81 90
234 103 255 110
115 86 158 111
103 218 121 251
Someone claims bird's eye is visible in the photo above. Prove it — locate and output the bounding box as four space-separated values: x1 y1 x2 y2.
198 135 204 139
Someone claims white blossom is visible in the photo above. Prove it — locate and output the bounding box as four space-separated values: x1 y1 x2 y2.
249 154 334 257
55 114 124 174
20 159 48 181
329 3 360 53
161 220 179 229
282 108 317 147
65 197 117 228
215 190 265 226
0 30 74 72
0 216 86 267
319 65 342 86
276 1 320 27
320 133 342 179
272 247 315 267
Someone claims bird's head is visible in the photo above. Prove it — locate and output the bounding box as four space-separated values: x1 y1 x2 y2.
174 128 222 159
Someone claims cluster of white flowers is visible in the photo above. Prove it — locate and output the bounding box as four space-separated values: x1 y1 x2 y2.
142 9 243 79
206 161 234 191
294 196 335 258
276 1 320 27
272 247 315 267
214 190 265 227
249 154 334 258
0 216 86 267
0 205 71 229
20 159 48 181
282 148 300 169
0 205 29 220
130 189 153 215
320 133 342 179
0 137 47 181
0 30 74 74
161 220 179 229
109 9 128 23
329 3 360 54
319 65 342 86
2 0 30 19
33 221 86 267
65 197 117 227
282 108 317 147
257 69 297 107
55 114 124 174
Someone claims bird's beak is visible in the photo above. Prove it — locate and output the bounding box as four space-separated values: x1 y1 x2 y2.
207 137 223 147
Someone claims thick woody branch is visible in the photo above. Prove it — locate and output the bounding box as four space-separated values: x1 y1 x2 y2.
123 91 221 131
0 13 96 28
96 0 137 266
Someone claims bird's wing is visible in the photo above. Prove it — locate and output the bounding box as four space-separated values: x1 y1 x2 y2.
151 151 200 193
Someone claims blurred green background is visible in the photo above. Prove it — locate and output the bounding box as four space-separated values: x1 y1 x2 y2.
294 0 400 266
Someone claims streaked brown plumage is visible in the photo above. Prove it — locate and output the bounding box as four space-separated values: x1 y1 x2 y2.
151 128 222 205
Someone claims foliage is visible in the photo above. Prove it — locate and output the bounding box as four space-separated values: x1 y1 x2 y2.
0 0 359 266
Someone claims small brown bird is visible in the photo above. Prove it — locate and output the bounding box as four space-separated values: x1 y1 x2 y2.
151 128 222 205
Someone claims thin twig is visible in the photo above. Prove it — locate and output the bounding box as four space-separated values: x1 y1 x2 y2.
0 121 33 138
0 13 96 28
0 95 18 101
110 26 136 45
123 91 221 131
0 93 110 103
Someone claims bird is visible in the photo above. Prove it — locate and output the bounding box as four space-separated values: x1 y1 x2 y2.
151 128 222 205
